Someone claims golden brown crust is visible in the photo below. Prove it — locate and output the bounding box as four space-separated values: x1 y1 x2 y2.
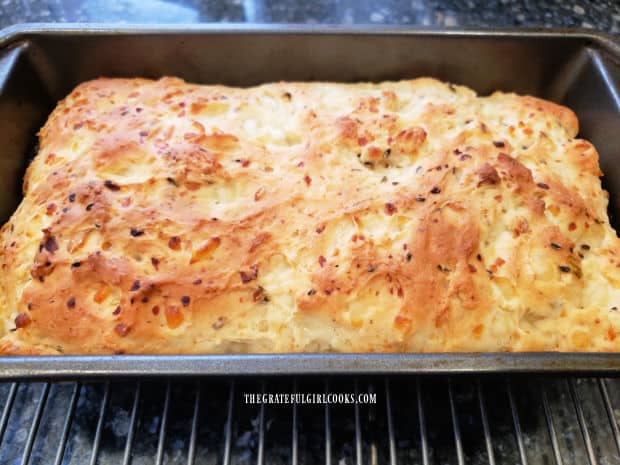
0 76 618 354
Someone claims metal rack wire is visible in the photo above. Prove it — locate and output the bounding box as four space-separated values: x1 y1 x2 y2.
0 376 618 465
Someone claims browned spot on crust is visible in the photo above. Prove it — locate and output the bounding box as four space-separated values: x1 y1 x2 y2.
14 313 31 329
476 163 501 187
114 323 130 337
497 152 533 190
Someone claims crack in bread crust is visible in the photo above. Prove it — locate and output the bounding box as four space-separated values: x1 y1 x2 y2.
0 77 618 354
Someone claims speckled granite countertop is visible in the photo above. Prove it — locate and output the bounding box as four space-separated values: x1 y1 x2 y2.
0 0 619 33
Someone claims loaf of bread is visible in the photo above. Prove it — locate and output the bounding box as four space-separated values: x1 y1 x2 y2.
0 77 618 354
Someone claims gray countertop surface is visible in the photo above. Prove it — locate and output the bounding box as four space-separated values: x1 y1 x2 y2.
0 0 619 32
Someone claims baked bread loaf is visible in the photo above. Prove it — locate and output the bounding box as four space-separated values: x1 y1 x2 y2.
0 77 618 354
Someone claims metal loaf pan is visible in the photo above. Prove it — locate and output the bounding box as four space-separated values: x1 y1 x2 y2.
0 24 619 378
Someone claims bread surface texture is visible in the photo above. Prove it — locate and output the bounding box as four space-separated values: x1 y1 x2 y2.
0 76 619 354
